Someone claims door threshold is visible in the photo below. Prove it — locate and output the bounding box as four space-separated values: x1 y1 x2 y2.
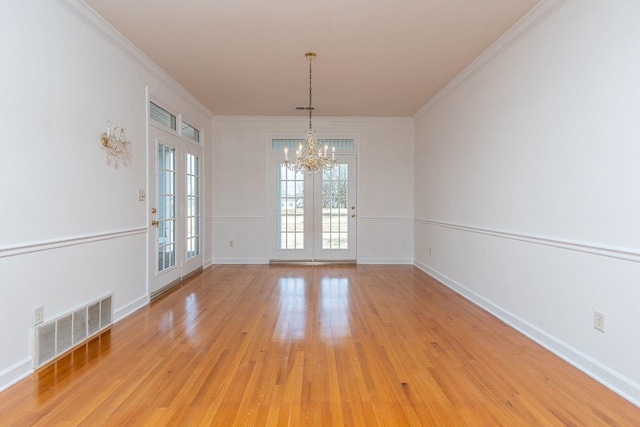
269 260 356 266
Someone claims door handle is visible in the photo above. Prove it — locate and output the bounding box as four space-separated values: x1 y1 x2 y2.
151 208 157 214
151 220 159 227
351 214 356 218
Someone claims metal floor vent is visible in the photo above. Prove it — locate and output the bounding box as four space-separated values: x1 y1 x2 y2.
33 294 113 369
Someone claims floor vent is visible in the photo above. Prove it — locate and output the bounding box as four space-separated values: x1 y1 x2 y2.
33 294 113 369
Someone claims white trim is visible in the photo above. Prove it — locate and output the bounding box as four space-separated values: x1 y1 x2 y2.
358 258 413 265
211 216 267 222
1 292 150 392
413 260 640 408
214 115 413 123
415 218 640 263
0 357 32 393
114 295 148 322
211 258 269 265
55 0 213 120
359 217 413 222
413 0 569 120
0 227 147 259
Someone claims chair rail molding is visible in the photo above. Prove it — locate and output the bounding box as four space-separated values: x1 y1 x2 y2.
415 218 640 264
0 227 147 259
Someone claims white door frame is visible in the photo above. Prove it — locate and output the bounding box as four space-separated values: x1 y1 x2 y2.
147 97 204 298
267 150 357 262
148 125 183 296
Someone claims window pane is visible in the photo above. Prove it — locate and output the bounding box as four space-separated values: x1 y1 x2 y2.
186 153 200 259
279 164 304 249
321 163 348 250
150 102 177 130
182 121 200 142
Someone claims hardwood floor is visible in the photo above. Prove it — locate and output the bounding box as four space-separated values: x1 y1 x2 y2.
1 265 639 426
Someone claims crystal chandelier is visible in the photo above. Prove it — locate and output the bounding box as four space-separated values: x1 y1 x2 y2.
284 52 336 174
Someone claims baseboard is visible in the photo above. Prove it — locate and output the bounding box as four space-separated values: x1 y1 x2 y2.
0 357 33 393
114 294 148 323
211 258 269 265
204 258 213 268
357 257 413 265
414 260 640 408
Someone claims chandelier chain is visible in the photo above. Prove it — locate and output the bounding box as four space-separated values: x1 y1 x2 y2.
283 51 336 174
308 54 313 131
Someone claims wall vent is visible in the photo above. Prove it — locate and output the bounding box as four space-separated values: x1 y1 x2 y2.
33 294 113 369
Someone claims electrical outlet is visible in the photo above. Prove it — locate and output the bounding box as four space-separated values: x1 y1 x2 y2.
229 240 235 248
34 306 44 326
594 310 605 333
138 189 146 201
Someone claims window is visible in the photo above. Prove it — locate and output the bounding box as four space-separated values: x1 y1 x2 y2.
272 138 354 151
150 102 177 131
182 121 200 142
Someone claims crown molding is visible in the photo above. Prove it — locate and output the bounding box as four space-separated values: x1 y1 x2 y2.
55 0 213 119
413 0 569 120
213 115 413 123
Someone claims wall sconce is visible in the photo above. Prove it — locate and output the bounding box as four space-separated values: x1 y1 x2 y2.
100 120 131 166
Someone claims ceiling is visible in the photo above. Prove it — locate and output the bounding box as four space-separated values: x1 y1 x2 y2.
85 0 540 117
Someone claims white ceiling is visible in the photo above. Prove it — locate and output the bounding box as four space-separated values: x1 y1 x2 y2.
85 0 540 117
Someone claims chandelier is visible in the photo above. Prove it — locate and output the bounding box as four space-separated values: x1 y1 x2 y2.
284 52 336 174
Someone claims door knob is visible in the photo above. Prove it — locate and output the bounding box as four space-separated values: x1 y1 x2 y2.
151 208 157 214
351 214 356 218
151 220 159 227
351 206 356 210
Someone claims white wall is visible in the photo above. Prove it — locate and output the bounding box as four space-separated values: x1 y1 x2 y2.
0 0 212 390
212 117 414 264
413 0 640 405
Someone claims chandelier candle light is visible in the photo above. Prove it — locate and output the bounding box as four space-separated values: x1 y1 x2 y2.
100 120 131 165
284 52 337 173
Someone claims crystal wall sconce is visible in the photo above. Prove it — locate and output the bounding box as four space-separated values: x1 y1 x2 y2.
100 120 131 166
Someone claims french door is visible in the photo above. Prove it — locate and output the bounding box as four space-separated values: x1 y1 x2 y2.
148 125 202 296
269 154 357 262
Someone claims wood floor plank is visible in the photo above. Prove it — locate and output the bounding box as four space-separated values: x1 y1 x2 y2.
1 264 639 426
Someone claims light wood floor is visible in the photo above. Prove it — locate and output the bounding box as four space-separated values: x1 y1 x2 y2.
1 265 639 426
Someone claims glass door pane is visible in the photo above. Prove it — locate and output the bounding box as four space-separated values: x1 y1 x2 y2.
269 153 355 261
313 155 357 261
186 153 200 260
321 164 349 249
157 143 176 272
278 165 305 249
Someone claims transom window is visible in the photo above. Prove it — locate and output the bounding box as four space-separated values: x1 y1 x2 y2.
150 102 177 131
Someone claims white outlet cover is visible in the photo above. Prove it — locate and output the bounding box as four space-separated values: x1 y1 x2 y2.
594 310 605 332
34 306 44 325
